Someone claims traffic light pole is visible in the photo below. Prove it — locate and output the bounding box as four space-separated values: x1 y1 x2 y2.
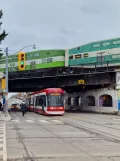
3 45 36 117
5 47 8 117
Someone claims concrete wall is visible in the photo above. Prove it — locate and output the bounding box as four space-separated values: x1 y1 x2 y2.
82 88 118 113
66 88 118 113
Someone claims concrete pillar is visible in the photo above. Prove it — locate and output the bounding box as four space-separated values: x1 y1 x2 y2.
115 71 120 111
65 49 69 66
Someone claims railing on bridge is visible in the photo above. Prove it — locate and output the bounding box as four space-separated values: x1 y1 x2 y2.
8 59 120 80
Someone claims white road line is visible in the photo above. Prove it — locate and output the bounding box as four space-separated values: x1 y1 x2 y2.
51 120 62 123
113 118 120 121
26 120 34 123
39 120 48 123
3 123 7 161
11 120 19 122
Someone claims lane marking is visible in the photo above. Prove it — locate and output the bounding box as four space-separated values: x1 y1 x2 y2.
113 118 120 121
26 120 34 123
3 123 7 161
39 120 48 123
51 120 62 123
11 120 19 122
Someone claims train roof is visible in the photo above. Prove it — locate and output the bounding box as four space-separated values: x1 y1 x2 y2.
32 88 64 95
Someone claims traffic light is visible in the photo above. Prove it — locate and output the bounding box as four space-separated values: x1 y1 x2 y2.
2 78 5 90
18 52 26 70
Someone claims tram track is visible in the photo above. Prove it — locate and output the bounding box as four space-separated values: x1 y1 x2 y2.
10 112 100 161
10 112 120 160
65 113 120 130
10 113 37 161
33 120 100 161
63 113 120 143
12 112 120 143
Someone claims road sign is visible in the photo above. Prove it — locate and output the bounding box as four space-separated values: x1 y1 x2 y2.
78 79 85 84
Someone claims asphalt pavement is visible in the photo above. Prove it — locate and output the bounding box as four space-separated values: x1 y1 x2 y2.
6 111 120 161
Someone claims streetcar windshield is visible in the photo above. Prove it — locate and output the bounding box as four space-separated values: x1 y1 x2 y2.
47 94 64 106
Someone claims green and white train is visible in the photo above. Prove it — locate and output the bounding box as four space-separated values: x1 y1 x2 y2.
0 37 120 72
0 50 65 72
66 37 120 67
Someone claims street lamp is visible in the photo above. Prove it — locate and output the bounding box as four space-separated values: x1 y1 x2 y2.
4 44 36 117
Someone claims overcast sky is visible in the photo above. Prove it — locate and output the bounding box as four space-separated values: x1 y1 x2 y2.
1 0 120 97
1 0 120 53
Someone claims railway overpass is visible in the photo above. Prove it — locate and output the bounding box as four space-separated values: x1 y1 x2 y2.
4 61 120 114
8 63 117 92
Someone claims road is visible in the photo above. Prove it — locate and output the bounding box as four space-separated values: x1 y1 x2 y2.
6 111 120 161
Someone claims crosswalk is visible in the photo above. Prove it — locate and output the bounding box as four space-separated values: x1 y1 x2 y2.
11 119 63 124
0 120 7 161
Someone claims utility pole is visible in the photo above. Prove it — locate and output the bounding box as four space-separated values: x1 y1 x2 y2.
5 47 8 117
2 45 36 117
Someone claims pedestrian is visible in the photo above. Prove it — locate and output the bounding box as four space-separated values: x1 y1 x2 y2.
24 104 27 114
21 103 25 116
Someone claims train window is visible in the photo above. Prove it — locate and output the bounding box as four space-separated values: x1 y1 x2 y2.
93 43 100 48
31 97 34 105
112 54 120 59
34 53 39 57
69 55 73 59
47 58 53 63
102 42 110 46
30 61 36 65
47 94 64 107
39 96 42 106
42 95 46 106
36 96 39 106
38 95 46 106
112 40 120 45
83 53 88 57
75 54 82 59
42 58 47 63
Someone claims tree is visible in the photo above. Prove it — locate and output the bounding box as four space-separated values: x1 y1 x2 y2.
0 10 8 58
0 10 8 45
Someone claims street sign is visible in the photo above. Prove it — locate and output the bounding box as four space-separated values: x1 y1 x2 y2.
78 79 85 84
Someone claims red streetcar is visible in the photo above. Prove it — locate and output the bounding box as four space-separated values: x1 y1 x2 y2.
26 88 65 115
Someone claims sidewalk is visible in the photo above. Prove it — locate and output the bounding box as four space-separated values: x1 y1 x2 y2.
0 111 11 121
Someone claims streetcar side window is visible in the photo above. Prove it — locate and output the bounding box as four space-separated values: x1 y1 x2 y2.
36 96 39 106
37 95 46 106
42 95 46 106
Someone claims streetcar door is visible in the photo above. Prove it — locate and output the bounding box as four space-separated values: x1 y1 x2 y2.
41 95 46 113
34 95 36 111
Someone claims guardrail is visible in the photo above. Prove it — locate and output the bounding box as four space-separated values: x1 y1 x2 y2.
8 60 120 80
